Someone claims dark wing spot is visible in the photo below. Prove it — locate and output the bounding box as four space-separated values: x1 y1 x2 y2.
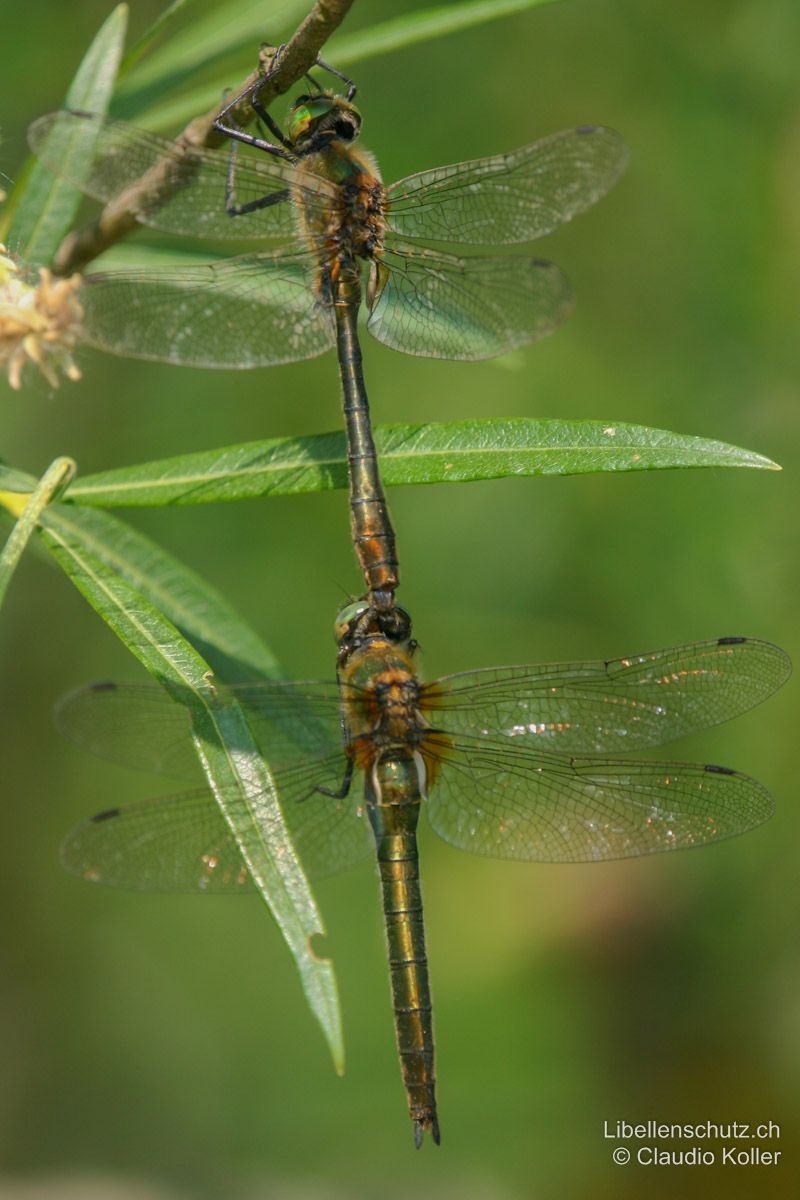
704 764 735 776
717 636 747 646
90 680 119 693
91 807 121 823
576 124 599 135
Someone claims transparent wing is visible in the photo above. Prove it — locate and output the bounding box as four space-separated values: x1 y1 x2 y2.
75 248 336 367
61 791 259 892
423 638 791 754
60 754 373 890
28 110 336 241
57 680 374 887
55 679 346 781
424 736 773 862
368 240 572 360
386 125 627 246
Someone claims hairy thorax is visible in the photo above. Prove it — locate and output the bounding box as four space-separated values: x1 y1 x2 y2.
340 638 426 768
293 143 388 282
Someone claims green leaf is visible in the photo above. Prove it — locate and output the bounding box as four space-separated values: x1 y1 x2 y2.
45 504 280 680
119 0 196 80
0 460 278 676
115 0 308 121
0 464 39 493
39 511 344 1073
123 0 558 129
64 419 780 508
4 4 128 262
0 457 75 610
330 0 560 66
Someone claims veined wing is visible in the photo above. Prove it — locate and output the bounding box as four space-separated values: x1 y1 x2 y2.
57 681 373 886
60 757 373 890
76 248 336 367
28 110 337 241
61 790 261 891
367 240 572 360
422 638 790 754
386 125 627 246
55 679 346 780
424 735 774 862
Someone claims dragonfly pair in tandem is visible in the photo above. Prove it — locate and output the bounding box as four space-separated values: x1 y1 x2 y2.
35 60 790 1148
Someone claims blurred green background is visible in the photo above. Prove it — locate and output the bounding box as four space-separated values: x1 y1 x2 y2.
1 0 798 1196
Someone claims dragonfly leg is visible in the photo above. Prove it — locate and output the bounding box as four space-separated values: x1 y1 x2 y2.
252 64 295 147
214 113 294 161
313 757 354 801
223 140 290 218
213 56 294 162
242 42 296 152
256 41 289 87
314 54 358 101
249 96 294 150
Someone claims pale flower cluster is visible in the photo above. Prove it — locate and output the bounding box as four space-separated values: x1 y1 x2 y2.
0 245 84 389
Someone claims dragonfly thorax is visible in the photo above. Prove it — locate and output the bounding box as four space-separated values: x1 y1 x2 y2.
292 154 387 290
288 93 386 284
340 636 428 768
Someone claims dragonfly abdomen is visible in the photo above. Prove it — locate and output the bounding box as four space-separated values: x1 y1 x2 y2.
367 756 440 1148
333 279 399 600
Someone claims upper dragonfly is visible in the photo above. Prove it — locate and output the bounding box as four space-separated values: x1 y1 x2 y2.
28 64 626 599
28 76 627 370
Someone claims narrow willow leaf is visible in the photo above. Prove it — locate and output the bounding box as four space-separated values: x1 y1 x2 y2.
0 457 75 610
43 504 280 679
39 517 344 1072
330 0 560 66
115 0 307 119
5 5 128 261
125 0 558 128
0 464 38 493
64 419 780 509
119 0 196 79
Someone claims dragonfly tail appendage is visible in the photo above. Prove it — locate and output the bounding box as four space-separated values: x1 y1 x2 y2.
368 785 440 1148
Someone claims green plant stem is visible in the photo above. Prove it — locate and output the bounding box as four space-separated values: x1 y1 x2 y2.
0 457 76 611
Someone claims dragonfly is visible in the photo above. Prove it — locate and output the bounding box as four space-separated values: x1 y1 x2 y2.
28 60 627 602
56 614 789 1147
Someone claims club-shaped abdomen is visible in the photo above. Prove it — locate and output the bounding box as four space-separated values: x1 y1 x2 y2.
366 753 440 1147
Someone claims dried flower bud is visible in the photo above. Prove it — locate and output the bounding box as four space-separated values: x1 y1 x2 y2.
1 245 84 390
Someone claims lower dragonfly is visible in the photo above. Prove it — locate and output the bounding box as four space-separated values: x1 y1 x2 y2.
28 54 627 604
56 615 789 1146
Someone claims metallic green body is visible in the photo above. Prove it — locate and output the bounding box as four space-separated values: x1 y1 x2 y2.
289 121 398 605
339 626 439 1145
366 758 439 1147
333 284 399 602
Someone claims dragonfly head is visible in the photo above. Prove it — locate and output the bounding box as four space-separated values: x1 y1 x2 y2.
288 91 362 152
335 599 414 663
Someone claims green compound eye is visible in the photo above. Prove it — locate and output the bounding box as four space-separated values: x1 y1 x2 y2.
306 96 335 118
290 94 333 127
334 600 371 642
287 104 312 139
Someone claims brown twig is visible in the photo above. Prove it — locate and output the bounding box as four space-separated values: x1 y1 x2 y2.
52 0 357 275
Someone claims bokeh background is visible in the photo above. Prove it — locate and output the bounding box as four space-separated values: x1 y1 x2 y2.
1 1 798 1197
